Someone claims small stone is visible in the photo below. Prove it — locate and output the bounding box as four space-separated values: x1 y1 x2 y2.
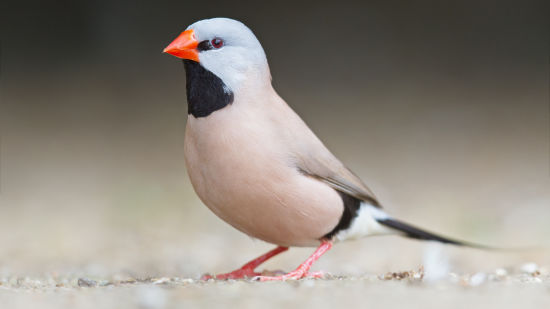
469 272 487 286
494 268 507 277
153 277 171 285
77 278 97 287
119 279 137 285
520 263 539 274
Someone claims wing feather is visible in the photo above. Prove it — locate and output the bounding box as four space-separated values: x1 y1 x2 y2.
295 150 381 208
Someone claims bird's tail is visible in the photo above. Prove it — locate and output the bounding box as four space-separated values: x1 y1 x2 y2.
375 216 491 250
356 204 538 252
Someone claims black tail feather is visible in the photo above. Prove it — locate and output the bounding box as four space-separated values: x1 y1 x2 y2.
377 218 491 250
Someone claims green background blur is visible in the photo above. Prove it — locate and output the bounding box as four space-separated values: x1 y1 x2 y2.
0 0 549 277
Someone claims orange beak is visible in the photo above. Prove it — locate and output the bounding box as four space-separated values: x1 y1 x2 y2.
163 29 200 62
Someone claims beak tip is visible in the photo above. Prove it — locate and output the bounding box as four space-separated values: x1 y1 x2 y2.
163 29 199 61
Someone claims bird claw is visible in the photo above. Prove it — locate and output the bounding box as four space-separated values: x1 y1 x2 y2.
203 242 332 282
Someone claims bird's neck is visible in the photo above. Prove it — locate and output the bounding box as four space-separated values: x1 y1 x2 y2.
183 60 274 118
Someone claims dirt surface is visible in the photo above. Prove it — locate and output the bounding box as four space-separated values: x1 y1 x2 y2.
1 270 549 309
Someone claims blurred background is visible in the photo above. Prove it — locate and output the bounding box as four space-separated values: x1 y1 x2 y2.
0 0 549 279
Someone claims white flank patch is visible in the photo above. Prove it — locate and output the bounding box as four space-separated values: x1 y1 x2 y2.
334 203 395 242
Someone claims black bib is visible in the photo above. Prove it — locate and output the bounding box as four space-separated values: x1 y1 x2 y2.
184 60 234 118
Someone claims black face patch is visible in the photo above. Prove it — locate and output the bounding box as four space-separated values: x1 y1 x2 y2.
323 191 362 240
183 60 234 118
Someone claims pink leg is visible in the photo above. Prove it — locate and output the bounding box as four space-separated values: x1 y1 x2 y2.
202 246 288 280
255 240 333 281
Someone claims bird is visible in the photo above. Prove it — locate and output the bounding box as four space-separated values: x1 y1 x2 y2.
163 17 485 281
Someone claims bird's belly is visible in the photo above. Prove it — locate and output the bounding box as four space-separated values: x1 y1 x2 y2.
184 118 342 247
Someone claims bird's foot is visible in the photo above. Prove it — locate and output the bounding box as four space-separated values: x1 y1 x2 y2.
254 240 332 281
202 241 332 282
201 246 289 280
254 270 326 281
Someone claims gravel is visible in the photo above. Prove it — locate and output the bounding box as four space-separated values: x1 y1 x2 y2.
0 266 549 309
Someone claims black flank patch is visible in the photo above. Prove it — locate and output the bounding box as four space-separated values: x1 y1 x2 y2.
183 59 234 118
323 191 362 240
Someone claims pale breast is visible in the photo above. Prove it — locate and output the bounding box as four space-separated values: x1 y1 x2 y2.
184 104 343 247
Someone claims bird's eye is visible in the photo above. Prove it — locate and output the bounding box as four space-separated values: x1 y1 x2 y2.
211 38 224 49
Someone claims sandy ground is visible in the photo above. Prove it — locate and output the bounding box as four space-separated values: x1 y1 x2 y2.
1 265 549 309
1 274 549 309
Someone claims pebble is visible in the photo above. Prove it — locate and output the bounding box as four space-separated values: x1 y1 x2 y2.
469 272 487 287
520 263 539 274
153 277 171 285
78 278 97 287
494 268 507 277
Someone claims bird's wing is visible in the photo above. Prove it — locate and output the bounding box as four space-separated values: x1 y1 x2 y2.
270 93 381 207
295 149 382 208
